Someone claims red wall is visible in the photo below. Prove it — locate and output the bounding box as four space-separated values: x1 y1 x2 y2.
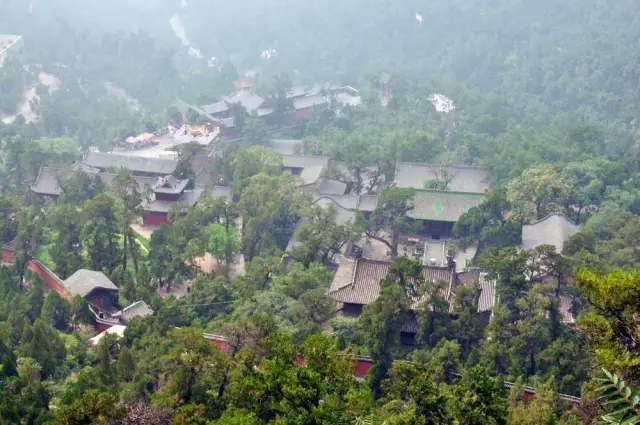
94 321 113 333
286 108 311 124
353 357 375 377
27 260 72 301
143 212 169 226
203 334 230 353
2 248 14 263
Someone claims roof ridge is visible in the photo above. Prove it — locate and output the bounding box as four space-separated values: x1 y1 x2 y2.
526 212 577 227
282 154 330 160
397 161 487 171
413 189 487 197
350 258 360 290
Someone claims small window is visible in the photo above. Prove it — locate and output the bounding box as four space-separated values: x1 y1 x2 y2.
432 235 441 240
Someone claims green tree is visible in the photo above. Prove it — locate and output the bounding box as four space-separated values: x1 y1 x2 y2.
13 208 42 290
360 283 407 398
59 170 106 204
41 291 71 331
48 203 84 279
117 346 136 382
454 189 521 259
228 332 357 424
507 164 567 222
239 173 308 259
362 187 417 259
70 295 92 329
243 117 269 147
18 319 66 378
506 377 557 425
55 390 123 425
208 222 239 268
82 193 121 274
291 203 360 266
576 268 640 377
448 366 508 425
230 145 283 192
111 168 144 273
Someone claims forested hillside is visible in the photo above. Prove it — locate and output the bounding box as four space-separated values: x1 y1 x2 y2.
1 0 640 423
3 0 639 124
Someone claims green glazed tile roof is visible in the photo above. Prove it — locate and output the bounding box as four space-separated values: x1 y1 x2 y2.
408 190 486 222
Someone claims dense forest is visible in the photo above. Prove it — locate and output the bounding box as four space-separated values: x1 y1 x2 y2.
0 0 640 423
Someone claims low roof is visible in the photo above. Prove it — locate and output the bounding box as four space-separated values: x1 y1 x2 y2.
64 269 119 298
208 185 233 202
267 139 302 155
313 193 379 213
330 162 384 195
395 162 490 193
88 325 127 346
313 198 357 226
282 155 329 185
317 179 348 196
31 167 156 197
521 213 579 253
201 101 228 115
222 89 265 113
328 258 455 307
409 190 485 222
282 154 329 169
287 85 308 98
153 175 189 195
293 94 329 110
121 301 154 322
142 189 204 213
453 269 495 314
83 151 177 175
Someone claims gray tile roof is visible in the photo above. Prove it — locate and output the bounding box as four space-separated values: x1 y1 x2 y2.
282 155 329 185
31 167 156 197
312 193 379 213
327 258 455 307
64 269 119 298
83 151 177 175
201 101 228 115
153 175 189 195
121 301 154 323
477 274 495 313
221 117 236 128
267 139 301 155
330 162 384 195
208 185 233 202
317 179 348 196
282 154 330 169
453 270 495 314
142 189 204 213
409 190 486 222
521 213 579 253
256 107 274 117
358 195 379 212
287 85 308 98
293 94 329 110
222 90 265 113
314 194 359 211
313 198 357 226
395 162 490 193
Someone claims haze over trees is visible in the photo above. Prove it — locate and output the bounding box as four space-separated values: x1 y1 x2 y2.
0 0 639 423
